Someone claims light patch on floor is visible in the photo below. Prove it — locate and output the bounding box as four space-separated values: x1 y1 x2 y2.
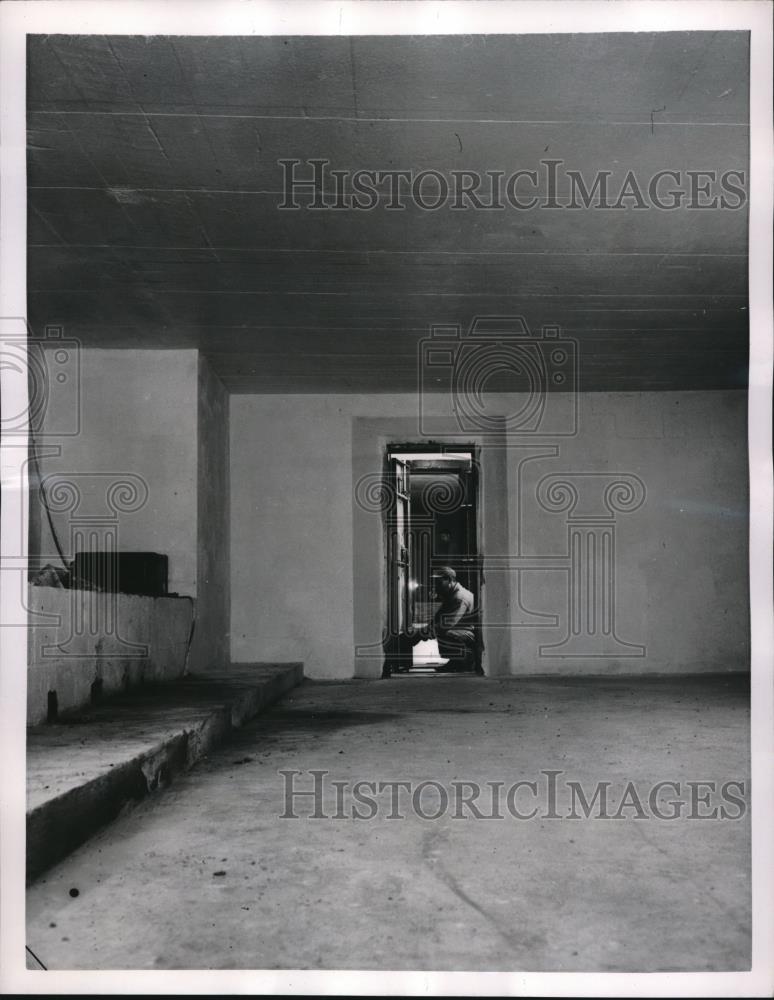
412 638 447 666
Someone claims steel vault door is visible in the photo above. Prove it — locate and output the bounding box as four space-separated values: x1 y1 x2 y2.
387 456 412 642
382 452 481 678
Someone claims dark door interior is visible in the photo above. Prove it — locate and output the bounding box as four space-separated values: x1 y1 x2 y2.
383 449 480 676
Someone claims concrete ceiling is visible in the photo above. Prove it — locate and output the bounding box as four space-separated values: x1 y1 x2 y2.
27 33 749 391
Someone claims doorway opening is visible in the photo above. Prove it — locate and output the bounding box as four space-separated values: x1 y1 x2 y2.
382 445 482 677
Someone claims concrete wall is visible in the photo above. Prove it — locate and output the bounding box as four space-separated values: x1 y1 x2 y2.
230 391 749 678
26 348 232 725
504 391 749 674
189 356 230 672
27 585 193 725
31 349 199 596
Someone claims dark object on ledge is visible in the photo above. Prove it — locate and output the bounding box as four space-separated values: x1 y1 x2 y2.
73 551 168 597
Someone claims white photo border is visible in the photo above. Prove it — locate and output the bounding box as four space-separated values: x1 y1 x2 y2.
1 2 771 995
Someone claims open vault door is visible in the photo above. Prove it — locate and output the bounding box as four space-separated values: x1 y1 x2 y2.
383 456 412 675
382 451 482 678
386 457 412 655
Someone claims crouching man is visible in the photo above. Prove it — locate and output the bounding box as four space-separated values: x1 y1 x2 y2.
420 566 482 674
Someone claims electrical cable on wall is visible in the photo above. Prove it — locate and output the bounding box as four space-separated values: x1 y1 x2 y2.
30 428 198 673
29 427 69 573
181 595 197 675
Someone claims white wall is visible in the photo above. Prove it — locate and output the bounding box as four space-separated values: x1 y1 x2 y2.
230 391 749 678
29 349 232 693
504 391 749 673
230 395 356 674
32 349 199 596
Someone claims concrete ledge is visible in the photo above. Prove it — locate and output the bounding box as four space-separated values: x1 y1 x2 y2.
26 663 303 883
27 586 196 725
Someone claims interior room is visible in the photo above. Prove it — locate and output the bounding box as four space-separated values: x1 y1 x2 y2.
20 29 752 973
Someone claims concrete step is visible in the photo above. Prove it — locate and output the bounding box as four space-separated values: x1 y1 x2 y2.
26 663 303 883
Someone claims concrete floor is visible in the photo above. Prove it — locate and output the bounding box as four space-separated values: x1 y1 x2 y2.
26 675 750 971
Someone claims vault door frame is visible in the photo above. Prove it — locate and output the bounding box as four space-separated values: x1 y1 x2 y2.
381 443 482 677
386 455 412 641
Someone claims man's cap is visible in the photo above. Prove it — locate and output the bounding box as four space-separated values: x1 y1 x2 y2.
433 566 457 581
